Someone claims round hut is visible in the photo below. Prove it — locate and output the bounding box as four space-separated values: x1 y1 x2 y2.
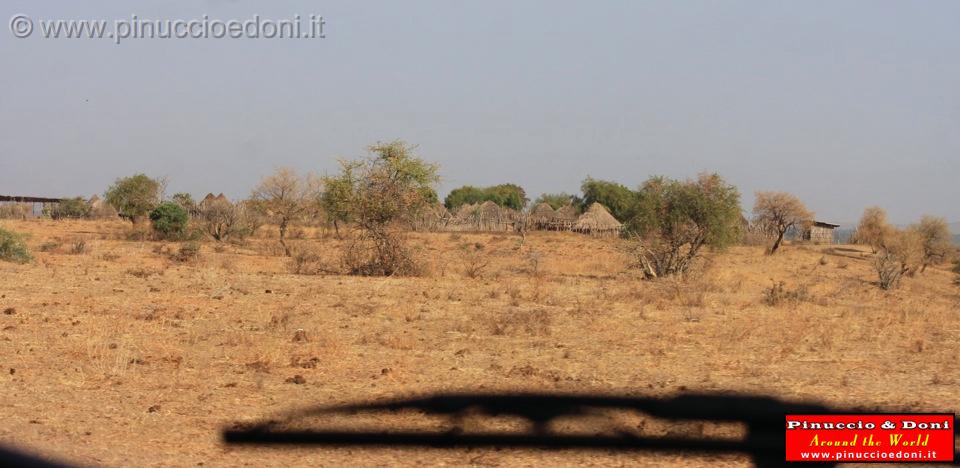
552 204 580 231
572 203 622 237
528 203 557 230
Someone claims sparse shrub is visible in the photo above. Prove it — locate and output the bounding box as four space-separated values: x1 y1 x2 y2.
47 197 92 220
126 267 164 278
875 229 924 290
0 227 32 264
910 216 952 272
488 308 551 336
149 202 189 240
69 238 88 255
198 199 257 242
39 240 62 252
0 203 33 220
851 206 893 253
762 281 811 306
250 167 318 256
288 248 328 275
460 242 490 279
170 241 201 263
952 259 960 286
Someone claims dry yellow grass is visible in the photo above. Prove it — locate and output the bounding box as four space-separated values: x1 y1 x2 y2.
1 219 958 467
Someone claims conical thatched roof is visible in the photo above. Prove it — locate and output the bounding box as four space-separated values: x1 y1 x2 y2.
477 200 501 219
573 202 622 233
215 193 229 203
556 204 579 221
529 202 556 222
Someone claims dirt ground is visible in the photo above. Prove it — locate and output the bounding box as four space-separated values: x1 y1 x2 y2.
1 219 958 467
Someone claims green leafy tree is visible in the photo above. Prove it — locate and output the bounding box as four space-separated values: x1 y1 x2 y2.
105 174 161 224
333 140 440 275
533 193 578 210
444 183 527 211
320 165 356 238
579 178 637 221
626 173 742 278
149 202 189 239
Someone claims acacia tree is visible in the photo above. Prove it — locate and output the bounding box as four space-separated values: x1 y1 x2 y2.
852 206 893 253
910 215 952 272
752 191 812 254
329 140 439 276
626 173 742 278
579 178 637 222
250 167 315 256
104 174 162 224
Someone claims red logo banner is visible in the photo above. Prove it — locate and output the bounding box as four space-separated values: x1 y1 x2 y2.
785 413 954 463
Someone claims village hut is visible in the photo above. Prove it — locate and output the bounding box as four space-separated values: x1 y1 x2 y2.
552 204 580 231
198 193 217 210
215 193 229 203
572 202 622 237
412 204 451 231
476 200 506 231
801 221 839 244
446 203 477 231
528 203 557 230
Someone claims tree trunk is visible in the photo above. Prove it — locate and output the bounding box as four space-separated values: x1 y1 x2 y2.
333 220 341 240
770 231 785 254
279 222 291 256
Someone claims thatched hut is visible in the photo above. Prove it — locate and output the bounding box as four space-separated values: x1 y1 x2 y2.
198 193 217 210
528 203 557 230
551 204 580 231
412 204 451 231
572 203 622 237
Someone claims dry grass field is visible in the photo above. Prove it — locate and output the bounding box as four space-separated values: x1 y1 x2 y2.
2 219 958 467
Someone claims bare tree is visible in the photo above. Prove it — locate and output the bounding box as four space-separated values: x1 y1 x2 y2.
851 206 893 253
752 191 812 254
250 168 316 256
910 215 952 272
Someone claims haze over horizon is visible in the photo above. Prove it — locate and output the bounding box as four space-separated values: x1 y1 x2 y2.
1 1 958 226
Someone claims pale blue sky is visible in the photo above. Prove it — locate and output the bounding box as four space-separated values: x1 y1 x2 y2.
1 1 958 225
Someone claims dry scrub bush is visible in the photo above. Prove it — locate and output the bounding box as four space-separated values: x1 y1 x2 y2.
0 203 33 220
851 206 893 253
911 216 952 272
459 242 490 279
288 247 334 275
762 281 812 307
341 231 423 276
170 241 201 263
487 308 551 336
875 229 924 290
69 238 89 255
197 199 261 242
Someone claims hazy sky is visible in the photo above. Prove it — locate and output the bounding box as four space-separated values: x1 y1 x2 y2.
2 1 958 225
